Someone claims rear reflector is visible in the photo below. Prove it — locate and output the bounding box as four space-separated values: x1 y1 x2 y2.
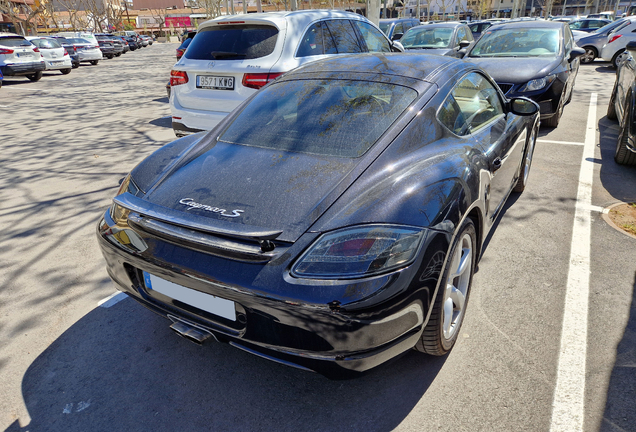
609 34 622 44
242 72 284 90
170 70 189 86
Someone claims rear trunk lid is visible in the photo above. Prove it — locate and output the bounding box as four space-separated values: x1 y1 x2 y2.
172 19 287 115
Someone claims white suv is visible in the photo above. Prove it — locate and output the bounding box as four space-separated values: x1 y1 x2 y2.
0 32 45 82
170 10 403 136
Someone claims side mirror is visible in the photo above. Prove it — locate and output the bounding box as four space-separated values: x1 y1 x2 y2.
391 40 405 52
459 40 471 49
391 33 403 41
457 48 468 58
626 40 636 52
569 47 585 61
509 97 539 116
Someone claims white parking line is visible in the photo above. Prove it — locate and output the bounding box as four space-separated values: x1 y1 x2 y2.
537 139 585 146
98 292 127 308
549 93 597 432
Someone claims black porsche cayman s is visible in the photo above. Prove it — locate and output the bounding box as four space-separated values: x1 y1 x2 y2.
97 53 540 378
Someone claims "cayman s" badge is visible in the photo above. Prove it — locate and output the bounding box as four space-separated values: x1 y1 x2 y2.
179 198 244 218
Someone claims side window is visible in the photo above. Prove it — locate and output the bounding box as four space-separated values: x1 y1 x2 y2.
438 73 504 136
394 23 404 37
352 20 391 52
325 20 362 53
297 22 325 57
455 27 468 45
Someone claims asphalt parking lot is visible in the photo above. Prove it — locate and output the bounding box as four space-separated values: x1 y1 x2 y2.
0 43 635 432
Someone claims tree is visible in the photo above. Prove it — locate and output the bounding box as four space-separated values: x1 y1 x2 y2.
0 0 45 34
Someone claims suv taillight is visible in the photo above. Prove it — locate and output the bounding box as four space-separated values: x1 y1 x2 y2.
609 34 622 44
33 47 40 52
0 48 14 54
242 72 284 90
170 70 189 86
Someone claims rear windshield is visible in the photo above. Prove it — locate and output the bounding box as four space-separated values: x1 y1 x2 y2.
219 79 417 158
31 38 62 49
0 36 31 47
185 24 278 60
68 38 91 44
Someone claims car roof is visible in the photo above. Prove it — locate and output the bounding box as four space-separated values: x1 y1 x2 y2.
285 52 468 83
200 10 369 30
414 22 465 29
489 20 565 29
380 18 419 23
0 32 23 38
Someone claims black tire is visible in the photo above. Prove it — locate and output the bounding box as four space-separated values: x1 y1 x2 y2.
60 68 71 75
72 62 79 69
608 86 618 121
26 71 42 82
514 124 538 193
115 53 121 57
106 55 113 59
544 95 564 128
612 49 627 69
615 101 636 165
580 46 597 64
415 218 477 356
90 60 99 65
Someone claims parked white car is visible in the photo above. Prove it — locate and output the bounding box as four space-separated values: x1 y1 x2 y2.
0 32 45 81
54 31 99 48
600 16 636 68
169 10 404 136
26 37 72 74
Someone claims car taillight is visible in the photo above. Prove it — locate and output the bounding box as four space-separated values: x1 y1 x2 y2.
64 51 69 56
170 70 188 86
0 48 14 54
33 47 40 52
242 72 284 90
609 34 622 44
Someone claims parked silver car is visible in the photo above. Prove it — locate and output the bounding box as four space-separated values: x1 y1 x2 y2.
575 18 630 64
599 16 636 67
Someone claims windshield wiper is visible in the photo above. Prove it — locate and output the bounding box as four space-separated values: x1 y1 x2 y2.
210 51 247 59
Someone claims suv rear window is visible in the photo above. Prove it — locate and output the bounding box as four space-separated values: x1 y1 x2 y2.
0 37 32 47
185 25 278 60
219 79 417 158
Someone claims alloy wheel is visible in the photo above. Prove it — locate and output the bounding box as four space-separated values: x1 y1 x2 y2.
442 233 473 340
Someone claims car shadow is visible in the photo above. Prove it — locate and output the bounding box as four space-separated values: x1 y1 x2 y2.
12 297 445 431
149 116 172 128
600 271 636 431
597 116 636 202
593 65 616 74
152 97 169 104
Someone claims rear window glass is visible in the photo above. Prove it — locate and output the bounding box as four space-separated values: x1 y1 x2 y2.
219 79 417 158
0 37 31 47
185 24 278 60
31 38 62 49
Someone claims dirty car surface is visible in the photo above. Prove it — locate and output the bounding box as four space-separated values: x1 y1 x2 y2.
97 53 540 378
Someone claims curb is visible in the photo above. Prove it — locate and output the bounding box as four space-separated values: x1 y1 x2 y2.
601 201 636 241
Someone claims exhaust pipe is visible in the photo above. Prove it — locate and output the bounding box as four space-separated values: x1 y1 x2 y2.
168 315 215 345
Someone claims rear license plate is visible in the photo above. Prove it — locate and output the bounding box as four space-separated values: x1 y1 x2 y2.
143 271 236 321
17 52 32 58
196 75 235 90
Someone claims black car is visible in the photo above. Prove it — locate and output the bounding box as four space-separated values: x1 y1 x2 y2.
96 34 123 57
50 36 80 68
97 53 539 378
96 38 115 59
122 36 139 50
464 20 584 127
379 18 421 41
607 41 636 166
176 31 195 60
400 22 474 58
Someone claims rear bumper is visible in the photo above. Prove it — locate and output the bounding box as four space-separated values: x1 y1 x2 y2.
96 210 437 378
170 94 233 132
44 58 72 70
0 62 45 76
